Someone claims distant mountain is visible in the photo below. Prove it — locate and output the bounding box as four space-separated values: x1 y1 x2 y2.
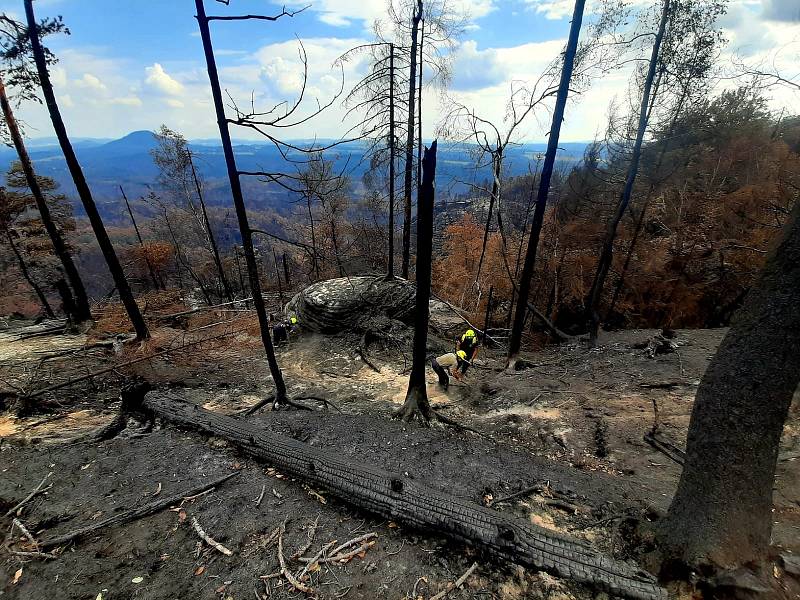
0 131 589 223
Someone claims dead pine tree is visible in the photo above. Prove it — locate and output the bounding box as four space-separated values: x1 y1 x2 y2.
3 227 54 317
120 186 161 290
584 0 672 347
395 141 437 423
507 0 587 369
24 0 148 340
400 0 423 280
0 17 91 323
657 200 800 581
194 0 289 404
337 40 403 279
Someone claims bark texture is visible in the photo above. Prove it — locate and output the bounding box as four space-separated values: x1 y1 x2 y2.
133 390 666 600
659 202 800 570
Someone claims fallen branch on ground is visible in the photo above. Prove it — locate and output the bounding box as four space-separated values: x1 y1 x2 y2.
643 432 685 466
24 325 253 399
488 484 548 507
278 526 313 594
430 562 478 600
192 516 233 556
4 472 53 517
130 391 666 600
38 472 239 550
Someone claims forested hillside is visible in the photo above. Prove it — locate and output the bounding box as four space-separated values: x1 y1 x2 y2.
0 1 798 599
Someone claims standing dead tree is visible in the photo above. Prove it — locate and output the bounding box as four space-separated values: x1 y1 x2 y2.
152 125 233 302
605 0 728 321
338 41 407 279
194 0 289 403
584 0 672 346
440 75 562 299
377 0 464 279
25 0 149 340
395 141 437 423
0 15 91 323
120 186 161 290
507 0 587 367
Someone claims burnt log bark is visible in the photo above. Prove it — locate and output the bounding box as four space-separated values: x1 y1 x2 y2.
132 390 666 600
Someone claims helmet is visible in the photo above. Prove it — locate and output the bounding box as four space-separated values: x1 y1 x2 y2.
290 316 298 325
462 329 476 340
456 350 467 361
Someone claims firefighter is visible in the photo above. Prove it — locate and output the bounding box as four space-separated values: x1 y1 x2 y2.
430 349 469 390
456 328 480 375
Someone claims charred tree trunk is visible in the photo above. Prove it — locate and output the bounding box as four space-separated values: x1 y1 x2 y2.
401 0 423 279
133 390 666 600
282 252 290 288
5 230 54 317
396 141 436 423
386 43 396 280
475 149 502 289
273 248 285 307
25 0 148 339
0 74 90 323
195 0 287 402
189 151 233 302
120 186 161 290
584 0 671 346
659 202 800 572
507 0 585 366
306 195 320 280
416 20 424 190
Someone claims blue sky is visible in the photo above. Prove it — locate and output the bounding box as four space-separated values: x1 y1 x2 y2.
4 0 799 143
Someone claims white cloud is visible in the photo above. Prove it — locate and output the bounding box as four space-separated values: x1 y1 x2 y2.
165 98 185 108
74 73 107 93
450 41 509 90
110 96 143 106
145 63 184 96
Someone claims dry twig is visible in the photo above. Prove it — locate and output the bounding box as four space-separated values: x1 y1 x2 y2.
430 562 478 600
4 472 53 518
192 516 233 556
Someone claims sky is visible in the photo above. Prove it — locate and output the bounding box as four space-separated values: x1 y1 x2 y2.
3 0 799 143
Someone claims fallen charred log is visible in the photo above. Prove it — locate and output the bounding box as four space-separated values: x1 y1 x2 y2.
128 390 666 600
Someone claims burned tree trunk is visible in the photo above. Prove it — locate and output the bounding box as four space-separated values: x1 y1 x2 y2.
396 141 436 423
132 390 666 600
474 150 502 288
387 43 396 280
194 0 287 403
507 0 586 367
584 0 671 346
401 0 423 279
120 186 161 290
25 0 148 339
5 230 54 317
658 202 800 572
0 73 90 323
188 151 233 302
